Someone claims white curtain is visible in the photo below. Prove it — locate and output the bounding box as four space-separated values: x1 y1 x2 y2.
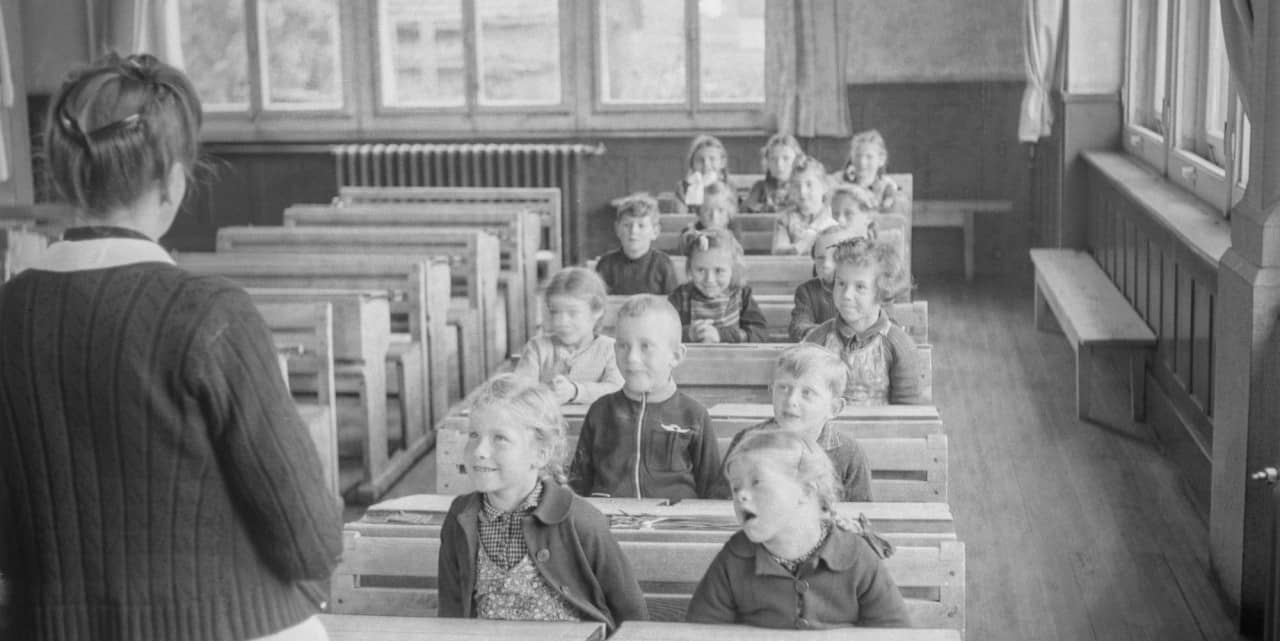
767 0 851 138
1017 0 1064 142
0 3 13 182
1220 0 1254 118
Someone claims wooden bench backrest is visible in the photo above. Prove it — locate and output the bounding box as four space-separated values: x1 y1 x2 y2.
331 525 964 631
176 252 454 423
608 621 960 641
674 343 933 401
284 204 539 350
215 226 503 371
336 186 562 273
255 301 339 497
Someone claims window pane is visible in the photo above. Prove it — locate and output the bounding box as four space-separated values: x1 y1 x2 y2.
1130 0 1168 132
1205 1 1229 140
1237 109 1251 189
378 0 465 107
176 0 249 111
600 0 686 104
698 0 764 103
259 0 343 110
476 0 561 105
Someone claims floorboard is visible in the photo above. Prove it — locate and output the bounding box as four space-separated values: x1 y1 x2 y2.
358 273 1245 640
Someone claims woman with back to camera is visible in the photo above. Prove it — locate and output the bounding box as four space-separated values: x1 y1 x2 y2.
0 53 342 641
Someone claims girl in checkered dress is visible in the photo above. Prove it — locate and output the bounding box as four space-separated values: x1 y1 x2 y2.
437 375 648 632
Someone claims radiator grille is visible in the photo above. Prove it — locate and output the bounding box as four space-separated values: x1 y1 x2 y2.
332 143 604 262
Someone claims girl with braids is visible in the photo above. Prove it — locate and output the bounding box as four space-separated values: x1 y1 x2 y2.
687 430 911 629
0 54 341 641
438 374 647 632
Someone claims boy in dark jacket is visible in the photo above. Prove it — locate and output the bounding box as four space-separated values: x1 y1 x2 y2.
569 295 720 500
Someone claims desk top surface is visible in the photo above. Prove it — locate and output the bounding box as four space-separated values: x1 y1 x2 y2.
319 614 604 641
610 621 960 641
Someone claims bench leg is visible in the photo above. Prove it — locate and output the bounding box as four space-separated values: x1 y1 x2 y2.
1033 283 1057 333
963 211 976 282
1130 351 1148 422
1076 344 1092 422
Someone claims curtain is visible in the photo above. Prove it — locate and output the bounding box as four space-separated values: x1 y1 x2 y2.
0 3 12 183
1220 0 1254 118
766 0 850 138
86 0 181 62
1017 0 1063 142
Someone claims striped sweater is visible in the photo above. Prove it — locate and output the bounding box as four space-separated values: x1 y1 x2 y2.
0 234 342 641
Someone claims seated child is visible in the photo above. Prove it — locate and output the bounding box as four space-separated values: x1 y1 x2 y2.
830 183 875 238
676 134 731 215
743 134 803 213
680 181 744 247
789 226 862 341
595 192 680 295
835 129 899 215
438 374 648 631
687 429 911 628
772 156 838 256
668 229 767 343
513 267 623 405
803 237 923 405
569 295 721 501
711 343 873 502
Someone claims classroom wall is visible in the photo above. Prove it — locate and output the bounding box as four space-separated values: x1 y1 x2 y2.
20 0 87 95
845 0 1024 83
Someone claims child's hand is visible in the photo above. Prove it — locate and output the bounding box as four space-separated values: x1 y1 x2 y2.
694 320 720 343
550 375 577 404
684 172 705 205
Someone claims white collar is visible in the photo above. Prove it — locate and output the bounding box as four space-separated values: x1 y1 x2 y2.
32 237 176 272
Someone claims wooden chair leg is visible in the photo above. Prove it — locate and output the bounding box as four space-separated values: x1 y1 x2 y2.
1130 350 1148 422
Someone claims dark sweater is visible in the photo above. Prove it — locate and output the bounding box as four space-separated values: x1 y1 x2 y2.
569 389 720 500
790 277 837 342
0 259 343 641
595 249 680 296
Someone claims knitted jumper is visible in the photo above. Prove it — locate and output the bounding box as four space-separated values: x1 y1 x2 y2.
0 233 342 641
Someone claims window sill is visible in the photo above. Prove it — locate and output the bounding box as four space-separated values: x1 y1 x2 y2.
1083 151 1230 268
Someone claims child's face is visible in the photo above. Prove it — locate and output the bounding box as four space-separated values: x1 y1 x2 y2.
697 200 732 232
614 311 685 395
795 173 828 214
615 214 659 259
851 144 884 181
465 406 546 509
772 370 843 437
831 193 871 235
832 261 881 331
728 452 818 549
692 147 725 181
689 247 735 299
546 294 600 348
812 236 845 283
766 146 798 182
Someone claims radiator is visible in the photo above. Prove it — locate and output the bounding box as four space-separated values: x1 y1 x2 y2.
331 143 605 262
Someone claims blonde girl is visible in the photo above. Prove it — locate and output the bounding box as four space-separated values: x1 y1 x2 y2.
687 430 910 628
772 156 838 256
514 267 623 405
744 133 804 213
677 134 731 214
680 181 744 247
667 229 767 343
439 374 648 631
837 129 899 214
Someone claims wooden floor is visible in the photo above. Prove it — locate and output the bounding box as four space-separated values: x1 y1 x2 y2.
352 274 1245 641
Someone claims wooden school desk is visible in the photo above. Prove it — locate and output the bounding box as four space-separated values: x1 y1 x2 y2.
319 614 604 641
610 621 960 641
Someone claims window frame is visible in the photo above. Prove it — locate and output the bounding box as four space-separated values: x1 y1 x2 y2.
186 0 772 141
1123 0 1245 216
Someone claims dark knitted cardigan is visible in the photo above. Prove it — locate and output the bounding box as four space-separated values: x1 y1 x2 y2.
0 233 343 641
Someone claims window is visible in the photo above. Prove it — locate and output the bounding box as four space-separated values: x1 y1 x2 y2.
174 0 770 138
1124 0 1249 215
176 0 348 115
597 0 765 108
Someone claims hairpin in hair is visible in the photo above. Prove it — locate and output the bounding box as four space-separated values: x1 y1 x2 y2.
696 232 710 252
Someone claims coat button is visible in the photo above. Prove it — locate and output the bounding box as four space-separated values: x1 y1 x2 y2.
795 581 809 594
796 618 810 629
536 549 551 562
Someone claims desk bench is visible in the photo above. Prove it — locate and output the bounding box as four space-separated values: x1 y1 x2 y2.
1030 249 1156 423
915 200 1013 281
611 621 961 641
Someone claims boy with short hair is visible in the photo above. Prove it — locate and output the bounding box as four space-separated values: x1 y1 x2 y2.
595 193 680 295
710 343 873 502
569 295 720 500
789 226 861 341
